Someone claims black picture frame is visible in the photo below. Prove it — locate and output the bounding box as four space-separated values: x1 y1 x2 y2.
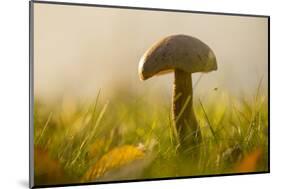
29 1 270 188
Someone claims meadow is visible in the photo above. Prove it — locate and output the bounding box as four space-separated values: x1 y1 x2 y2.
33 81 268 186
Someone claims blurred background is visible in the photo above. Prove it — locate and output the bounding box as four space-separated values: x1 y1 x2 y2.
34 3 268 102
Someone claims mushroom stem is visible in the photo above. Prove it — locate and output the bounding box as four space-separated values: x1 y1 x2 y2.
173 69 202 152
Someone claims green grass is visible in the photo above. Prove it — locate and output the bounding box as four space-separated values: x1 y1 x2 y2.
34 85 268 185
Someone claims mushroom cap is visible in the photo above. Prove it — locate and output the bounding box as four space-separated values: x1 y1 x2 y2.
138 34 218 80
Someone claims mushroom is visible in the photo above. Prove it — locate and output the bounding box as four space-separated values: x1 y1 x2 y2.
138 34 217 152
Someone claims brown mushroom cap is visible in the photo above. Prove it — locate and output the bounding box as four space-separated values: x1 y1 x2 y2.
138 34 218 80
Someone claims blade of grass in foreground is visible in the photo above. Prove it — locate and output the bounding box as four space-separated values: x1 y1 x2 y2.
70 100 109 167
199 99 217 142
89 89 101 125
245 78 264 146
36 112 53 144
175 95 191 124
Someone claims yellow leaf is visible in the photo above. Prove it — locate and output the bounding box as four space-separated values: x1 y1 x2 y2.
82 145 144 181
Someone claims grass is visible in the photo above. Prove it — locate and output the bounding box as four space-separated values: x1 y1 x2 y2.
33 83 268 186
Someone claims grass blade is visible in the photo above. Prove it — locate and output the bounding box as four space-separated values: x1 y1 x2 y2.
199 99 217 142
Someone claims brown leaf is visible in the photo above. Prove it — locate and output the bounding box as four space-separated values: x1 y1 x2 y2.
235 148 263 173
34 146 65 185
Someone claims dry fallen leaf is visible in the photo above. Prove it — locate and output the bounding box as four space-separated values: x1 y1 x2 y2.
34 146 65 185
82 145 145 181
235 148 263 173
